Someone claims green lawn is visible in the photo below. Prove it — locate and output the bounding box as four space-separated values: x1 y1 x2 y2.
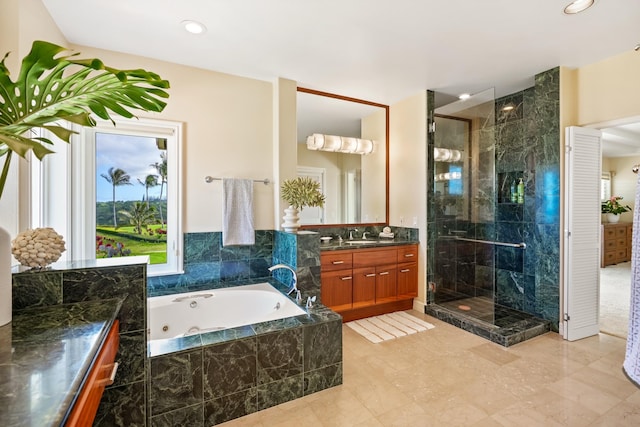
96 226 167 264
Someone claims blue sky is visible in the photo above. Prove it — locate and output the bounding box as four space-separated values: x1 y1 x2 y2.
96 133 165 202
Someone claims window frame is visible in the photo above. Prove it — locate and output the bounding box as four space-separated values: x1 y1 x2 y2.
71 117 183 276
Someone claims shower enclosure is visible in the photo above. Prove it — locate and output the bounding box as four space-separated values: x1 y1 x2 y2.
425 88 550 345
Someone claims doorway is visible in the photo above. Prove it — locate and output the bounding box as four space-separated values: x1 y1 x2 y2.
597 119 640 338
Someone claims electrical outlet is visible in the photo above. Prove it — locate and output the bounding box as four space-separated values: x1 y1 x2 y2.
412 216 418 226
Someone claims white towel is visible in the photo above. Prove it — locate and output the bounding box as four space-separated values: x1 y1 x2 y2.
222 178 255 246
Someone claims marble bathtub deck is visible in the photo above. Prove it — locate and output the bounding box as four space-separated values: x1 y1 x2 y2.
220 310 639 427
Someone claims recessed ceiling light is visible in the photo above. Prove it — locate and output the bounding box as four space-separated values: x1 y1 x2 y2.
458 93 471 101
563 0 595 14
182 20 207 34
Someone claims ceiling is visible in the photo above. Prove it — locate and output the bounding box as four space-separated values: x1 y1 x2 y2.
601 122 640 158
41 0 640 154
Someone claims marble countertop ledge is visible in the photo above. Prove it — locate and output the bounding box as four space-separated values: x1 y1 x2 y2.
0 298 123 427
11 255 150 275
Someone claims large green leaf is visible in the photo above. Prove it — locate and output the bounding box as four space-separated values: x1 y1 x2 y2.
0 40 170 198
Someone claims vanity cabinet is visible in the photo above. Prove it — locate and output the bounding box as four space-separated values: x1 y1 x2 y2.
321 244 418 322
66 320 120 427
601 223 632 267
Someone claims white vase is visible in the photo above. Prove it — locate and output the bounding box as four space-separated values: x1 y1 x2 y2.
0 226 11 326
282 206 300 233
607 213 620 223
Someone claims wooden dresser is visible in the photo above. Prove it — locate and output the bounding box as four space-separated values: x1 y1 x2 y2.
601 223 632 267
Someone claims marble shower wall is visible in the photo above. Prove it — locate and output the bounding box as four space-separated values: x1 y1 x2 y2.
12 261 148 426
492 68 560 328
427 68 561 330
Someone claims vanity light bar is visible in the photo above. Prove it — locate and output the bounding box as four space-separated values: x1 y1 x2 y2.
306 133 376 155
434 147 463 162
435 172 462 182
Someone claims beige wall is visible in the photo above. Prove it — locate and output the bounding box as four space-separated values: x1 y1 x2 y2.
46 44 276 233
296 149 342 223
390 91 427 305
0 0 67 238
361 109 387 222
577 50 640 126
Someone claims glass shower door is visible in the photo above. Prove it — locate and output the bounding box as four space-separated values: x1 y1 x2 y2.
432 88 497 321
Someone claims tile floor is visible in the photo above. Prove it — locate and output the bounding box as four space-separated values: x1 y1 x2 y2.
220 310 640 427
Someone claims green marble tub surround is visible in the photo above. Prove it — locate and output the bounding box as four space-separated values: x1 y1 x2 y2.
0 298 122 427
11 257 149 426
147 303 342 425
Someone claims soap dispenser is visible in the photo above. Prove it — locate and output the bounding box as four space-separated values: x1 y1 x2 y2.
510 180 517 203
517 178 524 204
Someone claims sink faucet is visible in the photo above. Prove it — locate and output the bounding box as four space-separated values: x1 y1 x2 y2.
349 228 358 240
362 231 370 240
268 264 301 304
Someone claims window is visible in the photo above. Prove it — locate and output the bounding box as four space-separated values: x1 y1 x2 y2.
601 172 611 202
32 118 183 276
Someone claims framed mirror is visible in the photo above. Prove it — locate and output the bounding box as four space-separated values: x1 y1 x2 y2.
296 87 389 227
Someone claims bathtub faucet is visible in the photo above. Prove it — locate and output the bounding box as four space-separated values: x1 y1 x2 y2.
268 264 301 304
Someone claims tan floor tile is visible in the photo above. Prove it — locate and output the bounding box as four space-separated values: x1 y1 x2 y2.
546 376 622 415
307 387 375 426
469 342 521 366
570 365 638 400
375 402 431 427
425 395 488 426
458 377 520 415
589 400 640 426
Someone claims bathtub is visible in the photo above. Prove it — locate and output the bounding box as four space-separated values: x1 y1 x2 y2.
148 282 306 341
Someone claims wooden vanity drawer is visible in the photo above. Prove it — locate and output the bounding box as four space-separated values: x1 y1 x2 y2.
616 226 627 238
321 251 353 271
66 320 120 427
397 244 418 263
353 248 397 268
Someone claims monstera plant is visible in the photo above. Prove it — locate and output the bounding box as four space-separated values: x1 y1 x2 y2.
0 40 170 198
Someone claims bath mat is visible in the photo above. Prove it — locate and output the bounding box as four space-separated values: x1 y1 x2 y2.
346 311 435 343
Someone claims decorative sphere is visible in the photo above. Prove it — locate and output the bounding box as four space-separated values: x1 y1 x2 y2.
11 227 66 268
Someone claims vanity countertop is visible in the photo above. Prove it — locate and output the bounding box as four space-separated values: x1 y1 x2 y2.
0 298 122 427
319 239 418 251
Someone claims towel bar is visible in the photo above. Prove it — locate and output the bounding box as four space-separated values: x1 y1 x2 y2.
205 176 270 185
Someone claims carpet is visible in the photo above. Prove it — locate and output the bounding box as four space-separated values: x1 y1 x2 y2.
345 311 435 343
600 262 631 338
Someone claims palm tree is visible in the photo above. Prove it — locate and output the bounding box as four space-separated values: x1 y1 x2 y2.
138 174 158 207
120 202 157 234
101 167 132 228
151 151 167 225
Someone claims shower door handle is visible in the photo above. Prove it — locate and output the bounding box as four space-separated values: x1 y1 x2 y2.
453 237 526 249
